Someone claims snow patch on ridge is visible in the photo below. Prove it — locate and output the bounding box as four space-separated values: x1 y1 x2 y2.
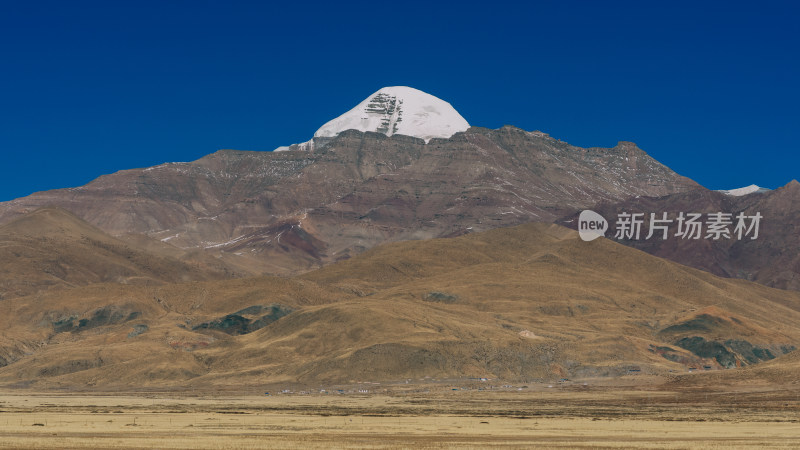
717 184 770 196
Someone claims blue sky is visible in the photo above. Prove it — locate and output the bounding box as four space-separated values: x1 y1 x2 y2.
1 1 798 201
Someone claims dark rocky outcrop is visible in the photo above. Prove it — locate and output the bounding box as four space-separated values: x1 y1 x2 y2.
52 306 141 334
192 304 294 335
673 336 789 369
422 292 458 304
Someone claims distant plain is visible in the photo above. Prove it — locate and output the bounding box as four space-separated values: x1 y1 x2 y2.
1 382 799 449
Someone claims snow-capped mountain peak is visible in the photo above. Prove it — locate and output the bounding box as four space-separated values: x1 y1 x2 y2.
275 86 469 151
314 86 469 142
717 184 771 196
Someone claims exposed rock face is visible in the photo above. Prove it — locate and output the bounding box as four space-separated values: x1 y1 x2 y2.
655 306 795 368
0 126 698 275
51 305 142 334
559 180 800 291
192 304 294 335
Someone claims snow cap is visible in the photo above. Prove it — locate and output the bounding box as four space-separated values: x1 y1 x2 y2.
313 86 470 143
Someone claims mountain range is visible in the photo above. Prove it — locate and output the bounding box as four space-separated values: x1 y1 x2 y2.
0 87 699 281
0 86 797 389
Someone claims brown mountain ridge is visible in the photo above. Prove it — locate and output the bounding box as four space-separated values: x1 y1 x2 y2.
0 126 698 275
559 180 800 291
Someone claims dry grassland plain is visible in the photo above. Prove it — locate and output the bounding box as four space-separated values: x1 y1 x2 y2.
0 382 798 449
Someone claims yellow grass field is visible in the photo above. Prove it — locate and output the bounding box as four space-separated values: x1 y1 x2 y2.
0 386 798 449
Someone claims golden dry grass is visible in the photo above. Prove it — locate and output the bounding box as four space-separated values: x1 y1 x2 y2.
0 388 799 449
0 208 232 300
2 223 800 389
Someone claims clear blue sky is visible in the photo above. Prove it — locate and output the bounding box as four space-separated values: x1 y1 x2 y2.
1 1 798 201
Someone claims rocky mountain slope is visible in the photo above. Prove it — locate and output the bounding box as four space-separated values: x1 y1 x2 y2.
560 180 800 291
0 125 698 275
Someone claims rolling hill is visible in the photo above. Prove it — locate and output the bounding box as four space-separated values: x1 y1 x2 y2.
0 222 798 390
0 207 234 300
